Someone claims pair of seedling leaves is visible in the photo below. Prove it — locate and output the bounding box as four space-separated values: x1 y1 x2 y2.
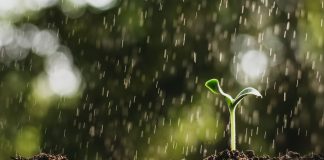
205 79 262 111
205 79 262 150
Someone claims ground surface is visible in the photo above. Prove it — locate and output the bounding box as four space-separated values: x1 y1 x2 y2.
204 150 324 160
10 151 324 160
11 153 68 160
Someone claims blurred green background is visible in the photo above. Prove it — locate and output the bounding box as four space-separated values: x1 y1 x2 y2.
0 0 323 159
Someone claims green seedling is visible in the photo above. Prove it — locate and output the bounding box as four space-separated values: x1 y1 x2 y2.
205 78 262 151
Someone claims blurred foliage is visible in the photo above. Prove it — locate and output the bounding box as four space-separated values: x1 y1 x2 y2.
0 0 324 159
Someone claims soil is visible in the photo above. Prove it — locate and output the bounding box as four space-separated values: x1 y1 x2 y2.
204 150 324 160
10 150 324 160
11 153 68 160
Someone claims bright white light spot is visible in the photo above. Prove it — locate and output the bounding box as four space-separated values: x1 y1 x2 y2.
22 0 57 11
22 0 40 11
32 30 59 56
45 49 80 96
86 0 117 10
48 66 81 96
240 50 268 79
0 22 15 46
16 24 39 49
0 0 17 12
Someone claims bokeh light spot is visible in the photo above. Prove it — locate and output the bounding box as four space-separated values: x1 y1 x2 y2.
240 50 268 79
85 0 117 10
47 66 81 96
15 126 40 156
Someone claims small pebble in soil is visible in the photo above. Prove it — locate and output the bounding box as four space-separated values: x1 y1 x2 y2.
11 153 68 160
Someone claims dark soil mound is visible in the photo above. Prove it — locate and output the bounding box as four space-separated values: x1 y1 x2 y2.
204 149 324 160
11 153 68 160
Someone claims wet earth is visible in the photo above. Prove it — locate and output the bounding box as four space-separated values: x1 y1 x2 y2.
10 150 324 160
11 153 68 160
204 150 324 160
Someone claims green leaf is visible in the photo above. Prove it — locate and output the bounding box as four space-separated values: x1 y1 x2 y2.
205 79 234 107
232 87 262 109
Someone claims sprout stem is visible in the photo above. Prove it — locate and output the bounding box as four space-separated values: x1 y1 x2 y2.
205 78 262 151
229 109 236 150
